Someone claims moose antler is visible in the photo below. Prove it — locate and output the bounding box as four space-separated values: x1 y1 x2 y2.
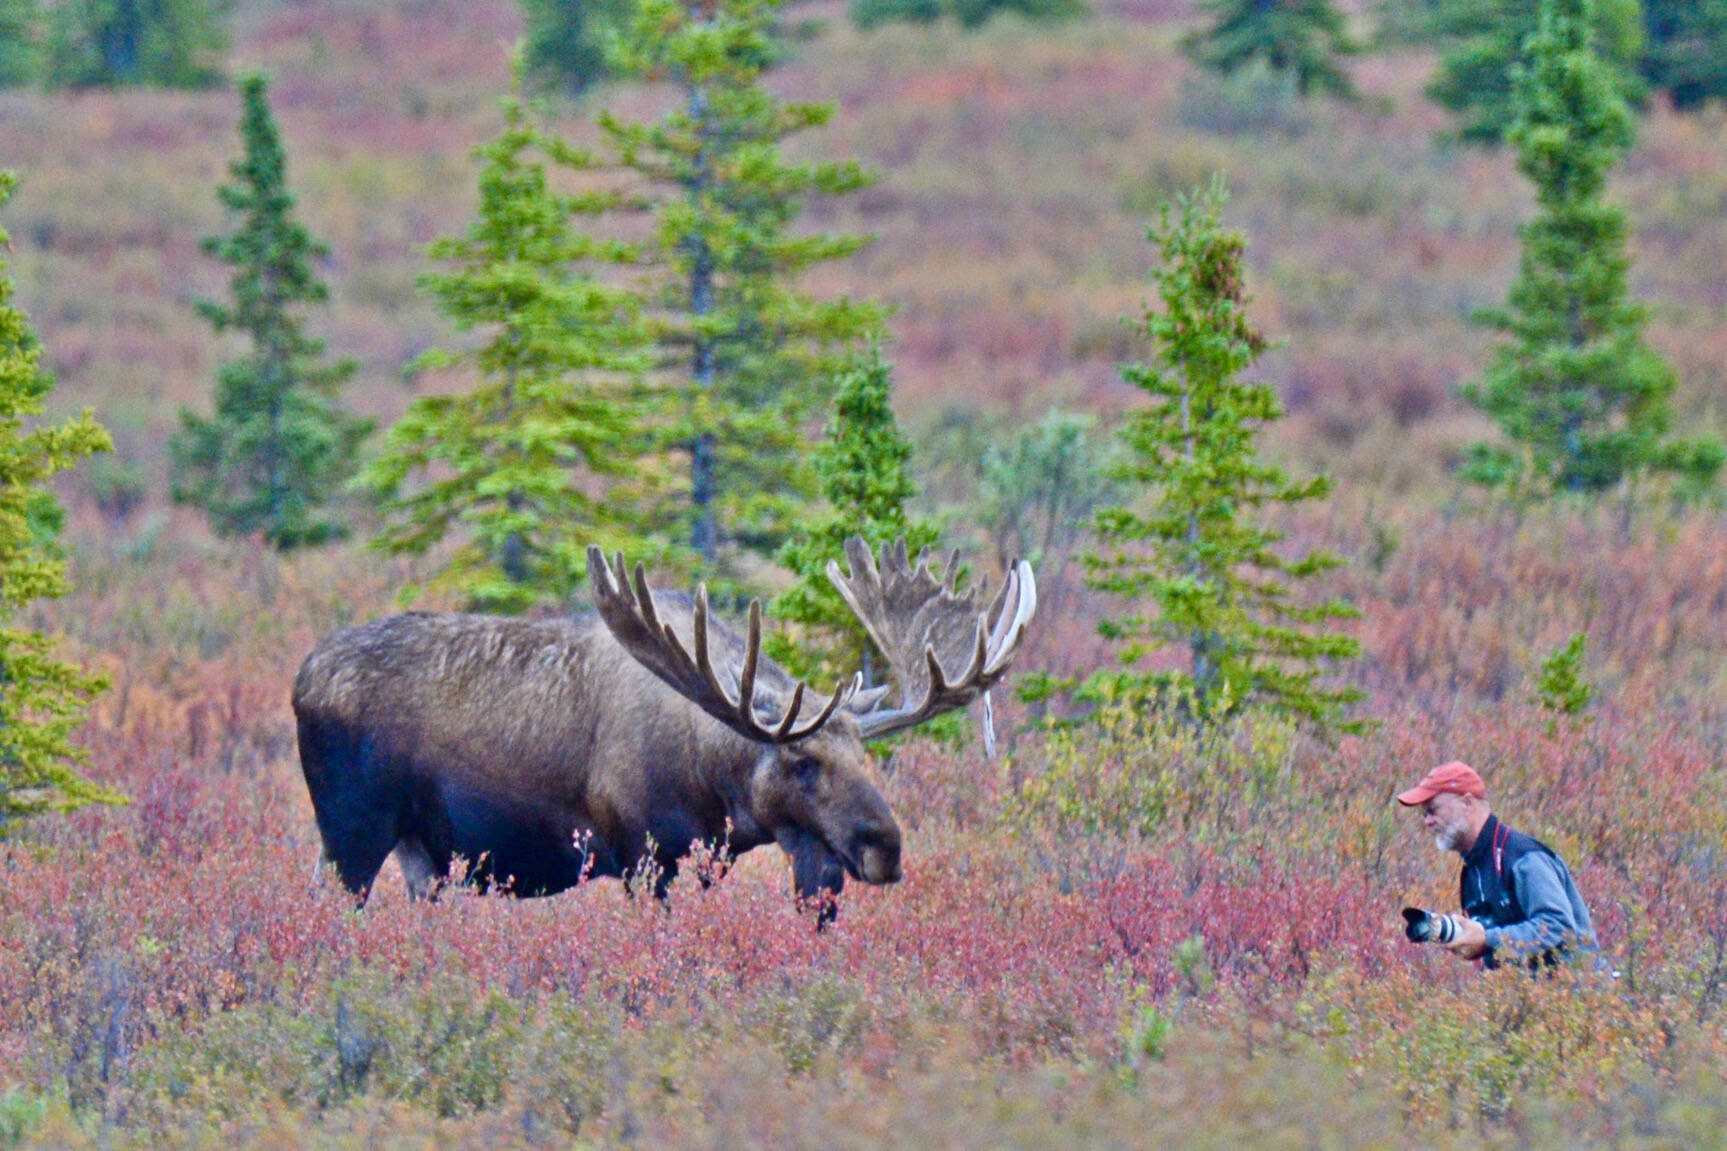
587 546 859 745
828 537 1037 741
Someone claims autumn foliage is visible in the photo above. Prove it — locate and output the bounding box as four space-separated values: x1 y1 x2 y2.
0 0 1725 1146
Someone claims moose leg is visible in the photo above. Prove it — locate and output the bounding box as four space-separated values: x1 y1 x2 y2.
298 719 398 901
307 796 399 903
321 826 397 902
394 837 445 901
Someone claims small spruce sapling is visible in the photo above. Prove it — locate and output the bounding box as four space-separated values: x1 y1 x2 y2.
1533 632 1593 734
769 345 940 688
977 408 1117 580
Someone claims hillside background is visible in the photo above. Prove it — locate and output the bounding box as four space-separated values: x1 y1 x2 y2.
6 0 1727 692
3 0 1727 1145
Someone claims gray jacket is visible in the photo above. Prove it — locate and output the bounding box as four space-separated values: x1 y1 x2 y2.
1460 814 1597 970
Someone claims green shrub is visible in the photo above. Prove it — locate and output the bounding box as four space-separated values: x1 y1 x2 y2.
130 973 530 1122
750 974 874 1075
949 0 1086 29
0 1089 48 1147
850 0 1085 32
850 0 943 30
1176 62 1313 137
1006 703 1303 843
84 455 148 524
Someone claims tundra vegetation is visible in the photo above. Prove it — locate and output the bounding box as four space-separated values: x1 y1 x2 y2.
3 0 1727 1148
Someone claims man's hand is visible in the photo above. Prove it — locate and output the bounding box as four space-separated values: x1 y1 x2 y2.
1443 916 1489 960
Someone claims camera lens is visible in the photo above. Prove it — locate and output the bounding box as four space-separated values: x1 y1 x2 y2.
1402 907 1460 945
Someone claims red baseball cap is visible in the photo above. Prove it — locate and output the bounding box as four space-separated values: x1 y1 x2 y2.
1396 761 1487 806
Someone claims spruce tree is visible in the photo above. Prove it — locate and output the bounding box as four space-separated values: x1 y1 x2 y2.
0 172 120 826
519 0 632 96
1460 0 1724 497
849 0 1085 28
1084 179 1361 731
42 0 226 89
769 345 939 686
0 0 39 87
1639 0 1727 112
945 0 1087 29
1179 0 1360 100
603 0 885 579
1423 0 1642 145
173 74 371 549
359 76 650 612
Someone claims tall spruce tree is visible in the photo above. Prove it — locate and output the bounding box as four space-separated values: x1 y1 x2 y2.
1460 0 1724 496
1180 0 1360 100
360 75 650 612
42 0 226 89
603 0 885 580
1084 179 1361 731
1423 0 1642 144
173 74 371 549
0 172 120 826
769 345 939 686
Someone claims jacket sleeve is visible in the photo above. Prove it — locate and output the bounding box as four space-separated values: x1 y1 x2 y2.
1481 854 1581 960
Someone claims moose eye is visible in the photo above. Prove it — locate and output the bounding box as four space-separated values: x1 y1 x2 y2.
790 757 821 783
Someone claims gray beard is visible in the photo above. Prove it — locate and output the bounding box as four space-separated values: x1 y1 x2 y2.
1434 826 1462 853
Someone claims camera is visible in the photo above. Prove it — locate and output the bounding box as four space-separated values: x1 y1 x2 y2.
1402 906 1463 944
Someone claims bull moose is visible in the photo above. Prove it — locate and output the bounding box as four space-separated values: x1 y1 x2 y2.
291 537 1037 913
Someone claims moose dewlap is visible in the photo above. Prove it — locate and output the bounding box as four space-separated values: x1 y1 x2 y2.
291 537 1036 918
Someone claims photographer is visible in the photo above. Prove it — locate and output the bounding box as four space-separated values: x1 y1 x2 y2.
1397 761 1597 970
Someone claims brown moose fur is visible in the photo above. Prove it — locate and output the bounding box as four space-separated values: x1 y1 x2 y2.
292 595 901 910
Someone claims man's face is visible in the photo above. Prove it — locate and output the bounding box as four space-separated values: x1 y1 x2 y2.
1420 791 1472 853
